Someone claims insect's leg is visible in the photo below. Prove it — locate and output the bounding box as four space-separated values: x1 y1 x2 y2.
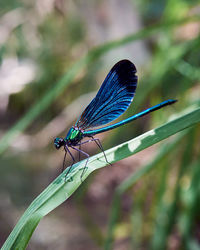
90 136 111 166
62 149 67 173
71 145 90 182
76 139 93 145
78 144 81 161
66 146 76 165
64 146 76 180
76 137 111 165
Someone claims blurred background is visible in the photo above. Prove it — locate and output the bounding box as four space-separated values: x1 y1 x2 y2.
0 0 200 249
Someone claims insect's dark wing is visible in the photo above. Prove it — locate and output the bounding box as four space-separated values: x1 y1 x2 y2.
76 60 138 129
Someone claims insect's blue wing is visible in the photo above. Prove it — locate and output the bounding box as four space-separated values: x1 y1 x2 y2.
76 60 138 129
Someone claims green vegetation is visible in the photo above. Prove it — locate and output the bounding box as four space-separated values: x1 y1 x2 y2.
2 105 200 250
0 0 199 249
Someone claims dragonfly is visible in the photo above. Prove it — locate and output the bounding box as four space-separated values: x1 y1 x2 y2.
54 59 177 180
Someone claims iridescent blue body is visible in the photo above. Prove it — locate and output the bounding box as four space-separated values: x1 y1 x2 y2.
54 60 177 179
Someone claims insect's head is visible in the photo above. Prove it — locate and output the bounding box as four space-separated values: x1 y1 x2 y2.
54 137 65 150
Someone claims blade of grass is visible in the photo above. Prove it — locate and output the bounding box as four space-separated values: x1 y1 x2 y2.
104 104 200 250
175 60 200 81
130 197 143 249
2 105 200 250
179 155 200 248
151 129 196 250
151 159 170 250
0 15 199 155
104 130 187 250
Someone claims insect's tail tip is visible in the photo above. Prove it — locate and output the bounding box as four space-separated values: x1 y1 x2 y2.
169 99 178 104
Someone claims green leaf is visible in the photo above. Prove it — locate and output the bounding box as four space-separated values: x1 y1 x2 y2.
2 105 200 250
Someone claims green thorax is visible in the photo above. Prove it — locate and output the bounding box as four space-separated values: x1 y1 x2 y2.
65 127 83 145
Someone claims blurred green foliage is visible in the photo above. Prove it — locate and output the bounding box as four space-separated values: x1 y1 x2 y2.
0 0 200 249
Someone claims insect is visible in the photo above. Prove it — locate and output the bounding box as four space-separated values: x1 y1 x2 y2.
54 60 176 180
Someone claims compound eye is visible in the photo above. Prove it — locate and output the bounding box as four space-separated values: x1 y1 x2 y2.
55 144 61 149
54 137 64 150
